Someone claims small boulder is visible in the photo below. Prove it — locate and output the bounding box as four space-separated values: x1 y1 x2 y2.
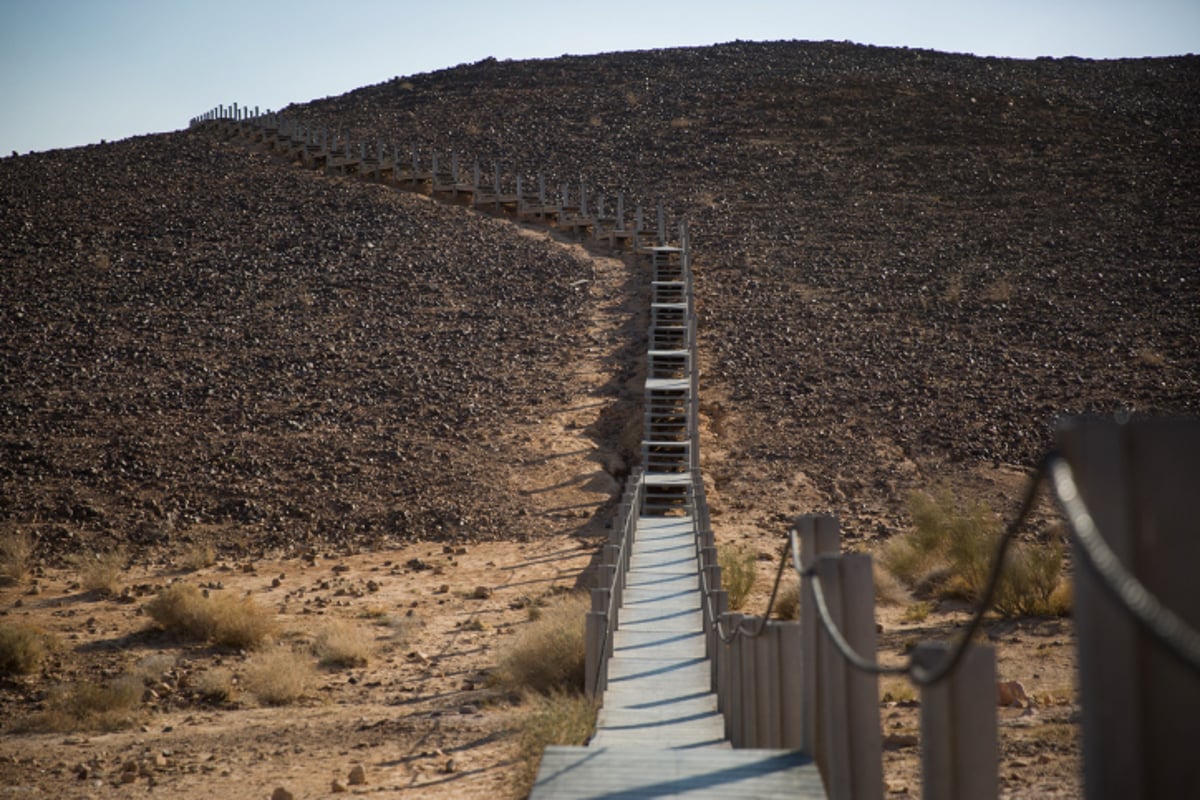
997 680 1030 708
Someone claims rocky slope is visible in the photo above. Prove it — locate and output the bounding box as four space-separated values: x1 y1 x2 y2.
286 40 1199 536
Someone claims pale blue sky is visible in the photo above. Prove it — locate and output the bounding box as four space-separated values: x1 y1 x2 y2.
1 0 1197 155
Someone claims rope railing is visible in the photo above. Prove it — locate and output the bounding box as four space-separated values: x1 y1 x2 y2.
795 451 1200 685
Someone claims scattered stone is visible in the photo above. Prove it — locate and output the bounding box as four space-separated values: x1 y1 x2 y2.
472 585 492 599
347 764 367 785
271 789 295 800
998 680 1031 708
443 758 457 774
331 778 348 793
883 732 919 749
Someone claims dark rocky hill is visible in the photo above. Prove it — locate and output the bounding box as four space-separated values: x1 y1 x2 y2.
1 134 593 556
290 40 1199 535
2 40 1197 555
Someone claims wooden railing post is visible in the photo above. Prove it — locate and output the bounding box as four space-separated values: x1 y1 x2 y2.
797 514 840 755
914 642 997 800
584 610 605 701
1058 418 1200 799
813 554 883 800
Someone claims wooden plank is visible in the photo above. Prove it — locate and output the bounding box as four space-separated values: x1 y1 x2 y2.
531 746 824 799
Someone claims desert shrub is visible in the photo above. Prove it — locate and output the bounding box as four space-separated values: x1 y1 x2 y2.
901 601 933 624
719 544 757 610
772 578 800 620
0 528 33 583
994 540 1072 617
513 690 598 796
314 620 372 668
490 592 588 696
72 549 126 596
18 675 143 733
145 583 277 649
179 539 216 571
884 490 1068 617
191 667 237 703
242 646 317 705
0 622 52 675
381 613 422 649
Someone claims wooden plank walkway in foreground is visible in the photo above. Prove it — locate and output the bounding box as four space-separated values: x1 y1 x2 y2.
530 515 824 798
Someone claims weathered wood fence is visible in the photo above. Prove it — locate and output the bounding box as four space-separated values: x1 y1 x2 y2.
190 105 668 253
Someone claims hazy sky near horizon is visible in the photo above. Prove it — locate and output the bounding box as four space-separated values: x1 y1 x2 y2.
1 0 1197 156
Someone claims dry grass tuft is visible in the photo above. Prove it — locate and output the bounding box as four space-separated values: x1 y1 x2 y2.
719 544 757 610
243 646 317 706
880 678 918 704
491 592 588 696
883 490 1069 618
513 690 598 796
873 560 910 606
179 539 216 571
192 667 237 703
71 548 126 596
17 675 143 733
0 528 33 584
901 601 933 624
772 578 800 620
144 583 277 649
0 622 53 675
382 613 423 648
314 620 373 668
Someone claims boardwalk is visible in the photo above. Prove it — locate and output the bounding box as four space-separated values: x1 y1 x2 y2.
530 515 823 798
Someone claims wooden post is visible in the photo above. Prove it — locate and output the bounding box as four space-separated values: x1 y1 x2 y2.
585 608 607 701
915 642 998 800
813 555 883 800
797 514 840 754
1058 417 1200 799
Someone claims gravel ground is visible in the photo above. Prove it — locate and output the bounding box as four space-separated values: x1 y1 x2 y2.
1 133 593 557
